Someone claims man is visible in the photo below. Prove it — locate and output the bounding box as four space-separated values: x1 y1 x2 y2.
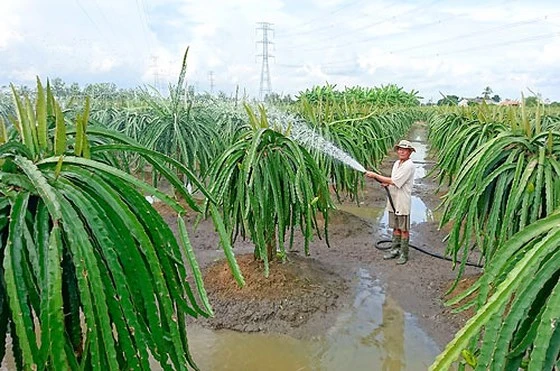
365 140 416 264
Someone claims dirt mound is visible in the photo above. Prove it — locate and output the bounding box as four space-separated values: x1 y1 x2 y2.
195 254 348 333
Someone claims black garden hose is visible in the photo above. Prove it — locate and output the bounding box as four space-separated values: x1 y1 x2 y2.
373 178 483 268
374 239 483 268
373 177 396 212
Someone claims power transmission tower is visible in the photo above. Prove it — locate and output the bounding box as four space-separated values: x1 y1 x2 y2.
256 22 274 101
208 71 215 93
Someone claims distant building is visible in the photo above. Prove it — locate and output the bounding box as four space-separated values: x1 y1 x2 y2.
499 99 520 106
458 97 498 106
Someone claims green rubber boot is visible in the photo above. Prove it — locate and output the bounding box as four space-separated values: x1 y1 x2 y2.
383 234 401 260
396 238 409 265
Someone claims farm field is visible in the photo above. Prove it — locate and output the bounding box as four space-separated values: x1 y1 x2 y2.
3 0 560 369
0 76 559 370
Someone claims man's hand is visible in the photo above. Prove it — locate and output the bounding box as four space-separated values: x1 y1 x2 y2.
366 170 393 186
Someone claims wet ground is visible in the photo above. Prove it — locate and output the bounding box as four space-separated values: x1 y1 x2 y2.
171 122 482 370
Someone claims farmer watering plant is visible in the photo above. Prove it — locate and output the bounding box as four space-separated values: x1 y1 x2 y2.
365 139 416 265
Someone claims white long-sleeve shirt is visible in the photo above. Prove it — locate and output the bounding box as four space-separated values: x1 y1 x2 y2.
386 159 415 215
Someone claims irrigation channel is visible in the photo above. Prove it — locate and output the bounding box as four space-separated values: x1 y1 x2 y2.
176 123 446 370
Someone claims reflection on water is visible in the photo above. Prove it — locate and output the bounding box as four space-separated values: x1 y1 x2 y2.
378 196 437 227
339 196 437 237
337 203 385 222
409 123 430 181
173 269 439 371
414 165 426 179
184 329 316 371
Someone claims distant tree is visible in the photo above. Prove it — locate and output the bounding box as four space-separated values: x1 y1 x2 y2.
465 100 477 107
51 77 68 98
525 96 539 107
69 82 82 97
265 92 294 104
84 82 118 101
482 86 493 100
491 94 501 102
437 95 459 106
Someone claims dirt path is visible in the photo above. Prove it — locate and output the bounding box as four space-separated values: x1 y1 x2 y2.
156 123 481 350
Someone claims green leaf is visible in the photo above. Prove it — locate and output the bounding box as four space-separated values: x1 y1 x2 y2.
10 84 37 158
36 77 48 153
4 193 39 368
209 203 245 287
430 212 560 370
13 155 62 220
178 216 214 316
54 102 66 156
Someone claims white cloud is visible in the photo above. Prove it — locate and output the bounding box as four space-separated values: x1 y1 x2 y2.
0 1 25 49
538 39 560 65
11 66 40 81
1 0 560 101
89 56 120 74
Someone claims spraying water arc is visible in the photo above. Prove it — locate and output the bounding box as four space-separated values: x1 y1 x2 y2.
264 109 395 209
265 109 367 173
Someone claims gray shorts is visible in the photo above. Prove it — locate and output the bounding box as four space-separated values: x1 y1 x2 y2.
388 212 410 231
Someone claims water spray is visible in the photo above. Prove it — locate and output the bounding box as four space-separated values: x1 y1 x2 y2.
264 108 397 207
265 109 367 173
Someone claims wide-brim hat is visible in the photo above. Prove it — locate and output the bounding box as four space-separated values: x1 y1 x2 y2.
394 139 416 152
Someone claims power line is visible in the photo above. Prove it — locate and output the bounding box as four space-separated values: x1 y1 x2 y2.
280 15 458 55
74 0 118 52
425 31 560 57
90 0 119 41
282 0 444 50
276 0 369 39
390 12 560 55
281 31 560 73
135 0 152 54
279 10 559 70
278 0 365 38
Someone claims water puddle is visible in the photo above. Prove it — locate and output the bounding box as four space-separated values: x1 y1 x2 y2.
377 196 437 235
408 123 434 180
180 269 439 371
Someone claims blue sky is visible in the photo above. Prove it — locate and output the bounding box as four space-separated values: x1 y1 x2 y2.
1 0 560 102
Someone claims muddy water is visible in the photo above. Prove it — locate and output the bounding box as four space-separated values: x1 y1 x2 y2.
184 268 439 371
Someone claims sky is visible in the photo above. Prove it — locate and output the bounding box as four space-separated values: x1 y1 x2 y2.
1 0 560 103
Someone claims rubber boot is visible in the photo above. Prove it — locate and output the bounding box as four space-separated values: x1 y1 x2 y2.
397 238 409 265
383 234 401 260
